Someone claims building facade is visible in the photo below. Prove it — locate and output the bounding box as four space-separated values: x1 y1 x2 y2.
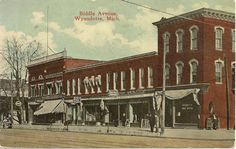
27 8 235 129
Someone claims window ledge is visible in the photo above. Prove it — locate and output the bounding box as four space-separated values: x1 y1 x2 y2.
216 48 223 51
147 86 153 88
215 82 223 85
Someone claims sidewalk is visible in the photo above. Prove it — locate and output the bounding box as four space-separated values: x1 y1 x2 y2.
3 124 235 140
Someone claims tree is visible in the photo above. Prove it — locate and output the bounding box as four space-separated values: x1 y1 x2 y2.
0 36 44 123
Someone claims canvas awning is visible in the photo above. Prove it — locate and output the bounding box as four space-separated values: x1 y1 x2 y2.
34 99 65 116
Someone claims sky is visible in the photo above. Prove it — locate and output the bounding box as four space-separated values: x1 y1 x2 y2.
0 0 235 64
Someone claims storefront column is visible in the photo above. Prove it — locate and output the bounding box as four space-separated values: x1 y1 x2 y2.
82 106 86 125
172 100 175 128
128 103 134 124
117 104 120 126
28 104 33 124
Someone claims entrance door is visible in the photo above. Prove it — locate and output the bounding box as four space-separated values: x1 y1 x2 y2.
165 99 173 127
108 105 118 126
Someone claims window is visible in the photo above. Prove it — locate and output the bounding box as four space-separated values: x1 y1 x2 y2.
189 25 199 50
113 72 118 90
147 67 153 88
176 29 184 52
31 85 36 97
189 59 198 83
130 68 135 89
176 61 184 85
72 79 76 95
165 64 170 86
38 84 44 96
67 80 70 95
215 26 224 50
106 73 111 91
163 32 170 53
215 59 224 83
121 71 126 90
232 29 235 52
47 83 53 95
232 62 235 93
78 78 81 95
139 68 144 89
55 81 62 95
38 75 43 80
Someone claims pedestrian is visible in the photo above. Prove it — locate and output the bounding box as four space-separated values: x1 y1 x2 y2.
148 113 155 132
211 113 218 130
2 116 7 129
121 113 126 126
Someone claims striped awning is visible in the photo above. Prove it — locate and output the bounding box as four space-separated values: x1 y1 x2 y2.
34 100 65 115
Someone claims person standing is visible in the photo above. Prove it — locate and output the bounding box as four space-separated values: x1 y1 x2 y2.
148 113 155 132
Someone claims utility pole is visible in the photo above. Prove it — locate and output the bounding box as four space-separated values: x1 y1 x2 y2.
161 46 166 134
10 72 13 118
224 56 230 130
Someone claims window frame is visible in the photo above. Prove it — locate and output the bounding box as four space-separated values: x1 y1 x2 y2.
175 61 184 85
162 32 170 53
189 25 199 50
214 59 224 84
176 29 184 53
189 59 199 84
214 26 224 51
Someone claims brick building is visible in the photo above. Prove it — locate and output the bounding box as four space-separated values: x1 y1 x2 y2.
27 8 235 129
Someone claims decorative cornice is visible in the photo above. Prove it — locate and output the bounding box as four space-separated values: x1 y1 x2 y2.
153 8 235 27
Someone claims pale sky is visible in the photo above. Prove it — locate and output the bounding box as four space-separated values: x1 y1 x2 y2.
0 0 235 62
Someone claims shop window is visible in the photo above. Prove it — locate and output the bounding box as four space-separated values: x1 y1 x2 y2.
176 29 184 52
165 64 170 86
176 61 184 85
163 32 170 53
189 59 198 83
215 26 224 50
189 25 199 50
139 68 144 89
121 71 126 90
55 81 62 95
147 67 153 88
215 59 224 84
31 85 36 97
130 68 135 90
47 83 53 95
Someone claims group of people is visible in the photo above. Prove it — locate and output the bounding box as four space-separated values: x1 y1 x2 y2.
2 114 13 129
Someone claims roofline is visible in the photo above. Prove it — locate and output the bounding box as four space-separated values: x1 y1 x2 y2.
66 51 158 73
152 8 235 27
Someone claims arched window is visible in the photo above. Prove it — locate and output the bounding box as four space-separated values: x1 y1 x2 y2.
215 26 224 50
189 59 199 83
176 29 184 52
215 59 224 83
175 61 184 85
189 25 199 50
163 32 170 53
165 64 170 85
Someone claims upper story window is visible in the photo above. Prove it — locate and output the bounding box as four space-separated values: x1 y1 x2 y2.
106 73 111 91
232 62 235 93
72 79 76 95
130 68 135 90
147 67 153 88
67 80 70 95
55 81 62 95
215 59 224 84
215 26 224 50
189 25 199 50
78 78 81 95
176 29 184 53
31 85 36 97
121 71 126 91
46 82 53 95
38 75 43 80
232 29 235 52
163 32 170 53
176 61 184 85
113 72 118 90
38 84 44 96
139 68 144 89
189 59 199 84
165 64 170 86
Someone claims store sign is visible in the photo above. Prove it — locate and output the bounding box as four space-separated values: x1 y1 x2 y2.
181 103 194 110
73 97 81 104
15 101 22 107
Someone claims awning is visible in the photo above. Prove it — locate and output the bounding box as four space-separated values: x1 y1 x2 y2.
34 100 65 116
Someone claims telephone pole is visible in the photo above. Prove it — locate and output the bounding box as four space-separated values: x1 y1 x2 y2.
161 47 166 133
10 72 13 117
224 56 230 130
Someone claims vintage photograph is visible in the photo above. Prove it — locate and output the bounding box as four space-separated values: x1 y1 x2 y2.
0 0 235 148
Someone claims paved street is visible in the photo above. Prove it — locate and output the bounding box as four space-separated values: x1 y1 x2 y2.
0 128 234 148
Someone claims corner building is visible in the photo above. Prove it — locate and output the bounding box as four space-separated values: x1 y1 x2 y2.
27 8 235 129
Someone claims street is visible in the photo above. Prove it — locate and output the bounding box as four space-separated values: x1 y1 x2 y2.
0 128 234 148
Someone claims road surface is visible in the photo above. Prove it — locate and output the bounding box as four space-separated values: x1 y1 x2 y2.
0 129 234 148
